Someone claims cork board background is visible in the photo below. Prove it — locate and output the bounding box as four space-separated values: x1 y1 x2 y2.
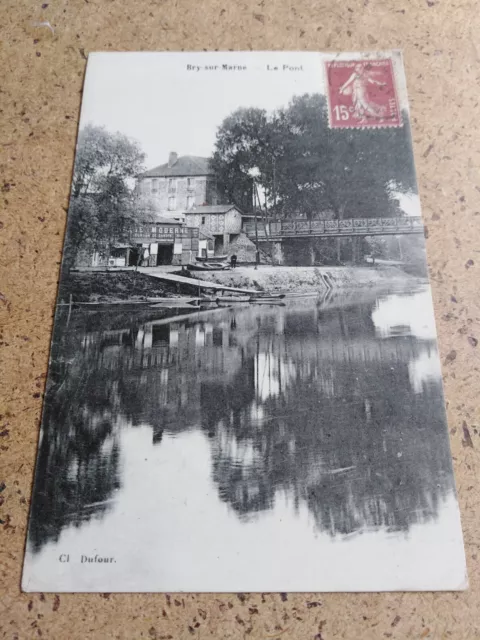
1 0 479 637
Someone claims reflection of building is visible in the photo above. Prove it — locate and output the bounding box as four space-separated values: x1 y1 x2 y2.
36 293 455 552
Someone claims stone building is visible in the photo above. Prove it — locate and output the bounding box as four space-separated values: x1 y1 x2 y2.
136 152 226 220
185 204 243 255
72 152 257 268
137 152 258 261
75 219 199 268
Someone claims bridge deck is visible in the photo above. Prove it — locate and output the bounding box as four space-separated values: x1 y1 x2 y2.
245 216 424 240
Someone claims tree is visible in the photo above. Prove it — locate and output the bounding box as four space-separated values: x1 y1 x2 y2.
64 124 147 269
72 125 145 197
211 108 268 212
212 95 417 221
279 94 416 221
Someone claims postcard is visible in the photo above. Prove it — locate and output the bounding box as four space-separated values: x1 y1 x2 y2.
22 51 467 592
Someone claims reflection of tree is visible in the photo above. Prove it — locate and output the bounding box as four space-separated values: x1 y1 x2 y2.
283 361 451 536
197 302 455 537
202 354 453 535
28 317 121 552
29 294 456 552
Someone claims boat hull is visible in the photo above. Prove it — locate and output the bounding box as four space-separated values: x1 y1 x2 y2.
195 255 228 262
187 263 230 271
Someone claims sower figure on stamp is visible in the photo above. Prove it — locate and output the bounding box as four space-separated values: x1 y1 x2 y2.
339 64 387 123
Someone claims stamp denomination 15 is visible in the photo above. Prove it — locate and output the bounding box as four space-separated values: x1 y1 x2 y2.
326 59 402 129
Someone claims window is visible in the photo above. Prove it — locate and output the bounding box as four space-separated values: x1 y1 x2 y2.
152 178 159 193
187 196 194 210
168 196 176 211
168 178 177 192
201 216 206 225
187 177 195 189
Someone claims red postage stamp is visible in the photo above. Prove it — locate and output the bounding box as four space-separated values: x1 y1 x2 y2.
325 59 402 129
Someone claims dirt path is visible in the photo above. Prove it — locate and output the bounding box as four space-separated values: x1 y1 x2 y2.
137 267 258 294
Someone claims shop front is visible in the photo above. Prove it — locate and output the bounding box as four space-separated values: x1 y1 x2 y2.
129 222 199 266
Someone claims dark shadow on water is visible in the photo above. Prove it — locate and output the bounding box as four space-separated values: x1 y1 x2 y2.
28 287 456 552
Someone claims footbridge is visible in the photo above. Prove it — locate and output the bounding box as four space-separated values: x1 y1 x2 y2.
244 216 424 240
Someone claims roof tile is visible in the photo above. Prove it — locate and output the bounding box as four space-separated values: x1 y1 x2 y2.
139 156 213 178
184 204 241 215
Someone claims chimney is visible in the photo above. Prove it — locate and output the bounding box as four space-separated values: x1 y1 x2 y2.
168 152 178 168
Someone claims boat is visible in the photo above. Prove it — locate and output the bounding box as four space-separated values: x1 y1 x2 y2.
215 293 286 304
251 299 286 305
65 300 155 311
147 296 200 304
249 293 286 301
196 254 228 262
149 303 199 310
187 262 231 271
216 296 251 304
249 293 286 305
149 300 200 309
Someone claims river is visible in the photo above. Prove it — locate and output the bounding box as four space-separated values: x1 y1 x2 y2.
23 285 466 591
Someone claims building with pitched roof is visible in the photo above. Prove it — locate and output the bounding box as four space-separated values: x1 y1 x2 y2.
137 152 226 221
74 152 259 268
185 204 243 255
136 152 258 260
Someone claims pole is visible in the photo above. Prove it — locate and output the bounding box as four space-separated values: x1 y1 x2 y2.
67 293 73 327
255 179 273 262
254 181 259 270
272 155 276 219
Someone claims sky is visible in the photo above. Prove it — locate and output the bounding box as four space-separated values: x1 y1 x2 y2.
78 52 419 216
80 52 325 169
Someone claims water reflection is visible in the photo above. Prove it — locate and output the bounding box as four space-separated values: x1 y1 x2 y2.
28 286 456 553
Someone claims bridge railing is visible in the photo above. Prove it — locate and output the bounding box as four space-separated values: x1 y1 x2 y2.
244 216 424 238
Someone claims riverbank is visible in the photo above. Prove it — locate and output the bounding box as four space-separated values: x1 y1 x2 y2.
191 265 422 293
59 270 194 303
60 265 423 304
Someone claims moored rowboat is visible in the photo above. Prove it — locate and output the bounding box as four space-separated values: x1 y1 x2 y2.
196 254 228 262
249 293 286 301
216 296 251 304
187 262 231 271
215 293 286 304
